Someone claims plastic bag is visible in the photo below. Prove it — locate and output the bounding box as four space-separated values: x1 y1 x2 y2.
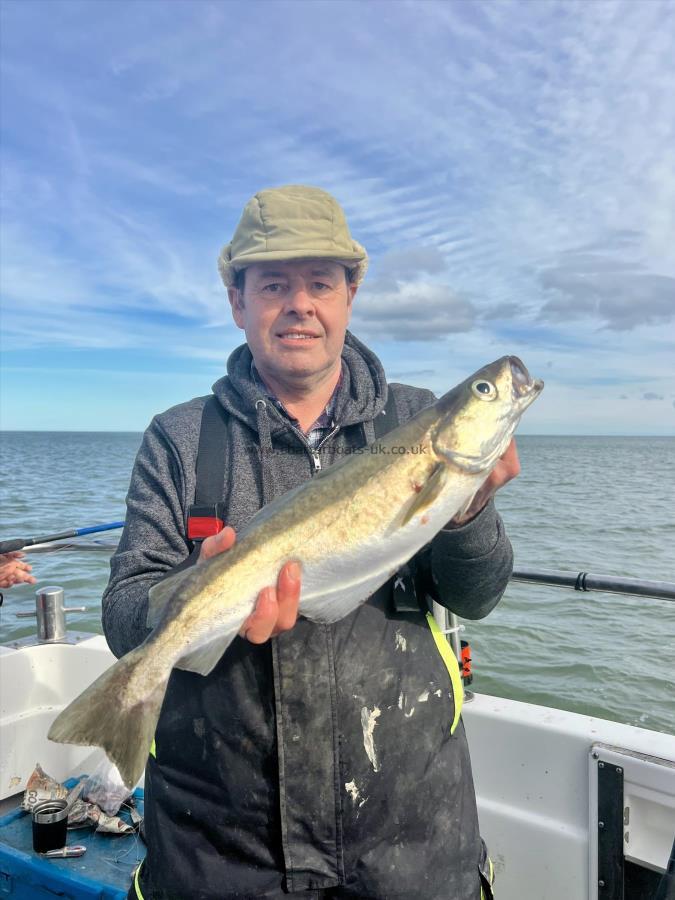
80 757 132 816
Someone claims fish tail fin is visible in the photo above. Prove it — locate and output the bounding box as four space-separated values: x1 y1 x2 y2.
48 644 168 790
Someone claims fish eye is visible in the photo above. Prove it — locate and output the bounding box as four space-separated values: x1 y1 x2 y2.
471 379 497 401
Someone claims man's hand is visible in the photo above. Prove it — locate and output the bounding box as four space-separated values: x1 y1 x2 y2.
0 551 37 589
448 438 521 527
198 526 301 644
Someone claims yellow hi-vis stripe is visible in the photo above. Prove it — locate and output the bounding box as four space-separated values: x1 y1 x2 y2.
149 739 156 758
425 612 463 734
133 861 145 899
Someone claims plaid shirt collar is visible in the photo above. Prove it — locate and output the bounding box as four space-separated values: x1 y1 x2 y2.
251 362 342 448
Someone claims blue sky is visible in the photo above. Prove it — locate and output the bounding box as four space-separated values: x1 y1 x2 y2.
1 0 674 434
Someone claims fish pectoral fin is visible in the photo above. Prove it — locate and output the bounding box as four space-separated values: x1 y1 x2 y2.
399 463 448 527
303 585 379 625
453 488 479 522
175 627 239 677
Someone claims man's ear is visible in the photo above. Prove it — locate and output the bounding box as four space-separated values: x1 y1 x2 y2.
228 287 245 329
346 283 358 318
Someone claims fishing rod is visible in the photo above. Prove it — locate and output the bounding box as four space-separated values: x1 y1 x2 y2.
511 567 675 602
0 522 125 555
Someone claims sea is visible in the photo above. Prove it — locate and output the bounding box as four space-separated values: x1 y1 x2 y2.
1 432 673 736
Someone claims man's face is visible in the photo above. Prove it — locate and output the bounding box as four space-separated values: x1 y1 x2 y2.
228 259 357 389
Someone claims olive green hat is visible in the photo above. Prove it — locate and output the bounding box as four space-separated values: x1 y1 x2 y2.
218 185 368 288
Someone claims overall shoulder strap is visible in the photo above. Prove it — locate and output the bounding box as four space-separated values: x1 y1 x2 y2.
184 396 231 547
163 396 231 574
195 395 229 504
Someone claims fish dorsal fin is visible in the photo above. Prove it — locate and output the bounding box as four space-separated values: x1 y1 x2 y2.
175 627 240 677
399 463 447 528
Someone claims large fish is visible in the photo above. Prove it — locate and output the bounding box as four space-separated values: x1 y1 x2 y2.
49 355 543 788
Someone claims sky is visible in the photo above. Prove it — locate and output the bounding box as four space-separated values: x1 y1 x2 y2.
1 0 674 434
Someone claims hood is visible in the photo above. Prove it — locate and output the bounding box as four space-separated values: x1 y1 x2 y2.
212 331 388 441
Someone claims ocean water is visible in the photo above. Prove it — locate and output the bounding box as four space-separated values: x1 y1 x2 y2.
1 432 673 735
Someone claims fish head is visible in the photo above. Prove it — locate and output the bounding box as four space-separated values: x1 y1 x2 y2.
432 356 543 474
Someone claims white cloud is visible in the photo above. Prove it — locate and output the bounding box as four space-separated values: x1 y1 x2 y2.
354 281 477 342
538 239 675 330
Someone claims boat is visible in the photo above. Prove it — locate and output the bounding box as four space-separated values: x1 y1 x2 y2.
1 567 673 899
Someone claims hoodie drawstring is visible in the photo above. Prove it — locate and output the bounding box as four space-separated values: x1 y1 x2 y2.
255 399 276 506
362 417 377 448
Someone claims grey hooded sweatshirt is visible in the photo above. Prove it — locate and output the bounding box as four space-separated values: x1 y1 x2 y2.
103 332 509 900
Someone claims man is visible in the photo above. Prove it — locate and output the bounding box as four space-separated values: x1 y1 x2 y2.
104 185 517 900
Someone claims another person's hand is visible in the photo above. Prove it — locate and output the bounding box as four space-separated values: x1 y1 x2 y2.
449 438 521 527
198 526 301 643
0 551 37 589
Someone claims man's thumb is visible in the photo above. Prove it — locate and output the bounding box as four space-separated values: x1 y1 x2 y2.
198 526 236 562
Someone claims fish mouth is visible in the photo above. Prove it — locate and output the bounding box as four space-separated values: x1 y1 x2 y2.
509 356 544 411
